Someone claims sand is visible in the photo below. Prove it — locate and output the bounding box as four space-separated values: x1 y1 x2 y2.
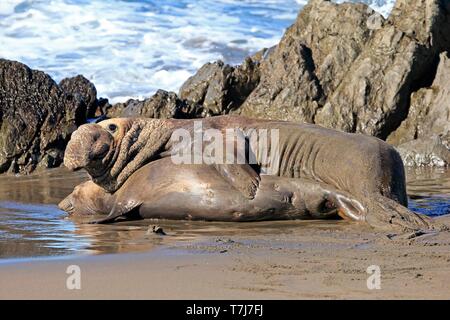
1 215 449 300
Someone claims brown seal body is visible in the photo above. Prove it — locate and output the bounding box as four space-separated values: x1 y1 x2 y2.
58 180 114 216
59 158 364 222
63 115 437 231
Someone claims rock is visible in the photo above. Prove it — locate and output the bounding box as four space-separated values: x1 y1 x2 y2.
237 0 450 140
389 52 450 145
239 41 323 122
315 0 450 139
388 52 450 166
147 225 166 236
396 135 450 167
179 57 261 116
105 89 203 119
0 59 86 174
59 75 99 118
239 0 376 122
95 97 112 117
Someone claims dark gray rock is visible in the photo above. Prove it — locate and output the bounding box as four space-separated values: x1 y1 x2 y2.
179 57 261 116
106 89 203 119
0 59 86 174
59 75 99 118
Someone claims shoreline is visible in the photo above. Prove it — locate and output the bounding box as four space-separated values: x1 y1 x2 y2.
1 215 449 299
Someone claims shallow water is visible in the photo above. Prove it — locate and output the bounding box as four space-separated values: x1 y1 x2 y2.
0 0 394 103
0 167 448 260
406 168 450 217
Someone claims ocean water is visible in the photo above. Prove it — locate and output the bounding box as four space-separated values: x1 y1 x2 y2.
0 0 394 103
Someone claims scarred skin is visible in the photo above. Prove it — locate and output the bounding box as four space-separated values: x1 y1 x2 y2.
63 115 441 231
59 158 364 222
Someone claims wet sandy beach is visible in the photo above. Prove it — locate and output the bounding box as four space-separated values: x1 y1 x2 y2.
1 215 450 299
0 168 449 299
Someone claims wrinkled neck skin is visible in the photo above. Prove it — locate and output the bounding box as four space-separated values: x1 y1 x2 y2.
92 118 176 192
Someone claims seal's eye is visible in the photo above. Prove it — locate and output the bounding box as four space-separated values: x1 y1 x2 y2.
107 124 117 133
320 199 337 213
324 200 336 210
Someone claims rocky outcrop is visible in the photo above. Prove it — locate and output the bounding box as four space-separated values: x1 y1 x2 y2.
388 52 450 166
315 0 450 139
0 59 87 174
59 75 98 118
105 89 203 119
59 75 111 118
179 56 261 116
396 136 450 167
233 0 450 139
239 0 377 122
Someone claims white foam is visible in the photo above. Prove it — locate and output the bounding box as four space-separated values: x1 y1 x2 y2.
0 0 395 103
332 0 395 18
0 0 18 15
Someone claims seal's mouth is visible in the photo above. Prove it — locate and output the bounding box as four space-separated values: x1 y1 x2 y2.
58 197 74 214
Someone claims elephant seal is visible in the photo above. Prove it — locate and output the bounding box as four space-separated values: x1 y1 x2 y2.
64 115 437 231
58 180 114 216
59 158 367 222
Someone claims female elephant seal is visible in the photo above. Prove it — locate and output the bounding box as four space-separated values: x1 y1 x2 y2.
64 115 439 231
59 158 367 223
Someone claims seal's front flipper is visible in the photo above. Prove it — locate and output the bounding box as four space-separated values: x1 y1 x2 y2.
211 128 260 199
88 199 142 224
214 163 260 199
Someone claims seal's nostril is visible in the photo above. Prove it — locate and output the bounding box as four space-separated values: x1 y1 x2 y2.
58 197 74 212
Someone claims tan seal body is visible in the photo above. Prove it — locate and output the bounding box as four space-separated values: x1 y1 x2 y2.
59 181 114 216
63 115 437 231
59 158 364 222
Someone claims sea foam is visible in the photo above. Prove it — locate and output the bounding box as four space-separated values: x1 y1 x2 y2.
0 0 395 103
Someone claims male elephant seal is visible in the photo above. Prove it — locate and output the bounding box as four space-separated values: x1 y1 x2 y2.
64 115 438 231
59 158 366 222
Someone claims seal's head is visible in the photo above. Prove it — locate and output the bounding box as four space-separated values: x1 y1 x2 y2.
64 119 132 187
58 181 113 216
64 117 172 192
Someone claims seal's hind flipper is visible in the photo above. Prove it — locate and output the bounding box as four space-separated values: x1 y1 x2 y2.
88 199 142 224
365 196 445 232
325 192 366 221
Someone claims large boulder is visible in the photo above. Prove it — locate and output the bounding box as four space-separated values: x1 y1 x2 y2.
239 0 377 122
238 41 324 122
315 0 450 139
179 56 261 116
388 52 450 166
395 136 450 167
59 75 99 118
106 89 203 119
0 59 86 174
